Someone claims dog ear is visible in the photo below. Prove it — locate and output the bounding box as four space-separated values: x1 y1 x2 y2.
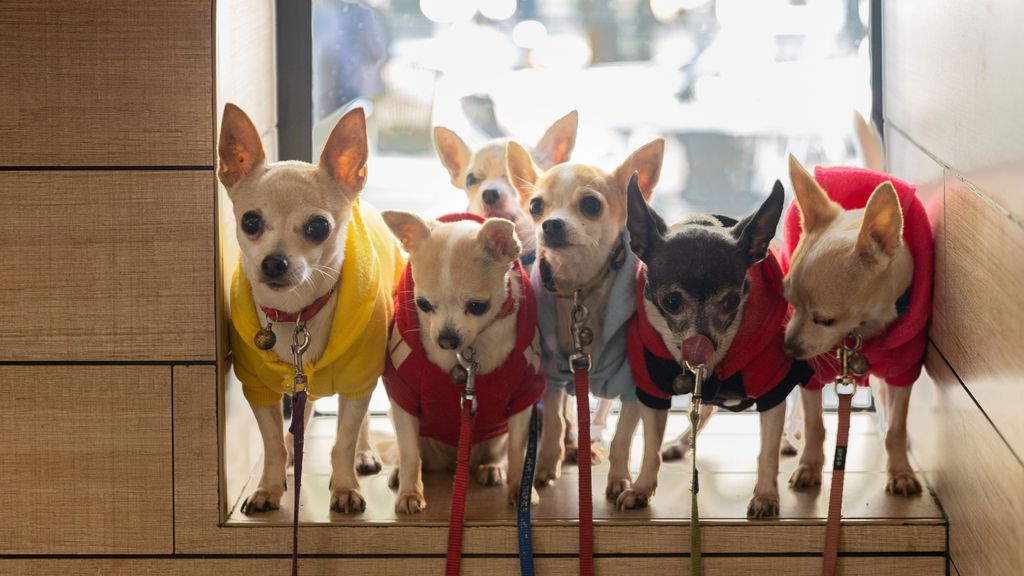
320 106 369 196
382 210 433 253
857 181 904 263
478 218 522 265
734 180 785 265
626 172 667 262
506 140 541 207
788 154 839 233
614 139 664 199
533 110 578 170
218 103 266 189
433 127 472 188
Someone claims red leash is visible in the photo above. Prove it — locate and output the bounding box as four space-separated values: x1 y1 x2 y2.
445 396 475 576
569 290 595 576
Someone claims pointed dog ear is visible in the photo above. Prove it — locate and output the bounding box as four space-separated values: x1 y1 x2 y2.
734 180 785 265
626 172 668 262
433 126 472 189
856 181 904 264
614 139 664 200
382 210 433 253
320 106 369 196
533 110 578 170
218 103 266 189
478 218 521 265
506 140 541 208
788 154 839 233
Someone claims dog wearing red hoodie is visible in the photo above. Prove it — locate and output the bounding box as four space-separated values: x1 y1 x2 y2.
381 212 544 513
781 156 933 495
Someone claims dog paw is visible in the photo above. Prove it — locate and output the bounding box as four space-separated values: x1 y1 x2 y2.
240 486 284 515
605 478 632 501
780 436 799 456
661 441 689 462
388 468 400 490
534 458 562 488
886 470 923 496
394 491 426 515
563 442 581 464
355 450 383 476
507 484 540 506
747 492 780 518
565 441 606 466
476 464 506 487
616 487 652 510
329 486 367 514
788 463 823 489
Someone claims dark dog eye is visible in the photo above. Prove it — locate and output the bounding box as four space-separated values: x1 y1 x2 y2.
241 211 263 236
660 292 684 314
465 300 490 316
529 197 544 217
813 316 835 327
466 173 480 187
721 293 740 312
304 217 331 242
416 297 434 313
579 196 602 217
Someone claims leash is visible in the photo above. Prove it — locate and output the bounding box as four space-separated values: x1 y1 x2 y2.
684 362 706 576
446 348 478 576
517 404 540 575
288 323 312 576
569 290 595 576
821 334 867 576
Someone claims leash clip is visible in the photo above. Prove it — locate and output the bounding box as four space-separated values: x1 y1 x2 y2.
456 347 479 415
291 323 311 394
834 333 862 396
569 289 593 373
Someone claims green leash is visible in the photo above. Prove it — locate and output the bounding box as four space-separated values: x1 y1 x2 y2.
688 365 705 576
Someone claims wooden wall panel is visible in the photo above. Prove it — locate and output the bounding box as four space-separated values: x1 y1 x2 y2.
0 366 172 554
0 0 213 167
0 171 215 361
909 345 1024 575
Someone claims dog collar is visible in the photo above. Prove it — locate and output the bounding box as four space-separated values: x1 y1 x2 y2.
495 276 517 319
259 287 336 324
519 250 537 267
540 236 626 299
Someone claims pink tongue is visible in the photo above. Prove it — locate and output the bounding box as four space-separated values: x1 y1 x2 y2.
679 335 715 367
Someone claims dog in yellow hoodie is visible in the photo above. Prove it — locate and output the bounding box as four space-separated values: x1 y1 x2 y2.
219 104 403 514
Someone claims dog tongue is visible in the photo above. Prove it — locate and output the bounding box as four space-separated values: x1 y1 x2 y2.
679 335 715 367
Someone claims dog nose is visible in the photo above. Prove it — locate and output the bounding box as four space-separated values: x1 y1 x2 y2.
783 339 803 358
541 219 564 234
482 188 501 205
261 255 289 278
437 330 461 350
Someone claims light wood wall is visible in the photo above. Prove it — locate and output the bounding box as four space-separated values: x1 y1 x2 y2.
884 1 1024 574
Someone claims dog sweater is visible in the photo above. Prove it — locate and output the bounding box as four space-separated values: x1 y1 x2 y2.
230 199 404 408
628 249 813 412
382 213 544 447
780 166 934 390
533 231 640 402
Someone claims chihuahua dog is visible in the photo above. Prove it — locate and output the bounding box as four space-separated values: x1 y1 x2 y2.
626 174 812 516
220 104 403 514
381 212 544 513
782 156 932 496
506 137 665 499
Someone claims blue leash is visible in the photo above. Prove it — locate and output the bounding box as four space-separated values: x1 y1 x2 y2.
517 404 540 575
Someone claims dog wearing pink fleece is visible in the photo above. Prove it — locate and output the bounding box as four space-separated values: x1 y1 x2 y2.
781 158 933 495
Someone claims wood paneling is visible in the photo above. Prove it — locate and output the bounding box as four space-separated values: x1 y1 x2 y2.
0 1 213 167
883 0 1024 220
0 171 215 361
910 345 1024 576
932 177 1024 458
216 0 277 138
0 366 172 554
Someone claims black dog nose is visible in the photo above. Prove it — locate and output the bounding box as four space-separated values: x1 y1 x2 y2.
261 255 289 278
437 330 460 351
782 340 803 358
482 188 501 205
541 219 564 234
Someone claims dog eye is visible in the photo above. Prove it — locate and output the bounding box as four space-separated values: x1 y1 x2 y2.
304 217 331 242
529 198 544 217
465 300 490 316
813 316 836 327
721 293 740 312
241 211 263 236
466 173 480 187
660 292 684 314
416 297 434 313
579 196 602 217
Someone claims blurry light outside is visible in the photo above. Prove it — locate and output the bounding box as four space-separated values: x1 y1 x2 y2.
420 0 476 24
512 20 547 49
480 0 517 21
531 34 592 70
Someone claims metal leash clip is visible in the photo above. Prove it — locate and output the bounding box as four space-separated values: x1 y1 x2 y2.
291 323 311 394
569 289 593 373
835 333 865 396
455 347 479 415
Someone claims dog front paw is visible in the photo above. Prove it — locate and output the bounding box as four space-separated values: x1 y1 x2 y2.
616 486 653 511
394 491 426 514
240 486 284 514
534 455 563 488
564 441 606 466
476 464 506 486
780 434 799 456
507 484 540 506
788 462 823 489
355 449 383 476
886 470 923 496
747 491 780 518
661 440 689 461
329 486 367 514
605 478 631 501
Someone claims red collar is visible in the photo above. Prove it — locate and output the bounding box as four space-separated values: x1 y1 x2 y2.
495 277 516 320
259 288 335 324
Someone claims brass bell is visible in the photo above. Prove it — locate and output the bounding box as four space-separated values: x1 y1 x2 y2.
578 326 594 347
848 352 870 377
254 326 277 350
449 364 469 386
672 373 694 395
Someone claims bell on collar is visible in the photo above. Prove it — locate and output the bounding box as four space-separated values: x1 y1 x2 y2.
254 324 277 350
672 373 694 395
450 364 469 386
848 352 870 377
